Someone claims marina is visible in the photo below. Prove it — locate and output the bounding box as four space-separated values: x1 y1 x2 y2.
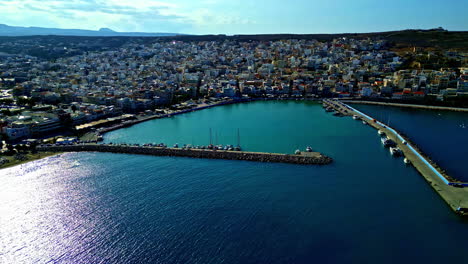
4 100 468 263
324 99 468 216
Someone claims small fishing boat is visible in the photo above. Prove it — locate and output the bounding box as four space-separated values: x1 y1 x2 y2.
404 158 411 165
390 147 403 156
381 137 396 148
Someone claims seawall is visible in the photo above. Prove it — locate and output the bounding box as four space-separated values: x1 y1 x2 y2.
37 144 333 165
324 100 468 216
341 100 468 112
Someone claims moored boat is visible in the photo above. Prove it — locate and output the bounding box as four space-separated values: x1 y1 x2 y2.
390 147 403 156
381 137 396 148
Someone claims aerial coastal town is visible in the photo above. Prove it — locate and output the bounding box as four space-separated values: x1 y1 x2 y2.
0 36 467 163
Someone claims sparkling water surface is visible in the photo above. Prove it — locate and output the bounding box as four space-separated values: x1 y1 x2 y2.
2 101 468 263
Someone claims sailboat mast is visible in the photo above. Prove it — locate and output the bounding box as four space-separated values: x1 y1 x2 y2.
209 128 212 145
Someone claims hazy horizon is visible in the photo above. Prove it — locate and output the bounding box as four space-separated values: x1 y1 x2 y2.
0 0 467 35
2 23 464 35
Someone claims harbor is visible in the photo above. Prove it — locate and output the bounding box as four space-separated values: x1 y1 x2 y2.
79 97 319 142
323 99 468 216
36 143 333 165
5 99 468 263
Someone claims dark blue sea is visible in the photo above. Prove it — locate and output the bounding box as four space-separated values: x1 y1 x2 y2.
351 104 468 182
2 101 467 263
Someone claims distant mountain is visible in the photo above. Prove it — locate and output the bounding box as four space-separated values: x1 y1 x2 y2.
0 24 183 37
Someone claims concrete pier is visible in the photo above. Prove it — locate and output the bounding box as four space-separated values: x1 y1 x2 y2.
341 100 468 112
324 100 468 216
323 100 352 116
37 144 333 165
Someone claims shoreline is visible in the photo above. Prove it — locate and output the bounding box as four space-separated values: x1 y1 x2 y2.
341 100 468 112
94 97 319 138
0 152 61 170
5 99 467 215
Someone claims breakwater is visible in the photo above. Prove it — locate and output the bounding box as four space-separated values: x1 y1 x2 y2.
326 100 468 216
341 100 468 112
37 144 333 165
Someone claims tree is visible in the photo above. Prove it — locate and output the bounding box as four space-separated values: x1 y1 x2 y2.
6 144 14 154
1 109 12 116
0 98 14 105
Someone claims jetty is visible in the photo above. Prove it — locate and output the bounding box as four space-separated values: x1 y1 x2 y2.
324 99 468 216
37 144 333 165
322 99 352 116
341 100 468 112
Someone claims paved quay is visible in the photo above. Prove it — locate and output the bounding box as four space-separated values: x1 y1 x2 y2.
341 100 468 112
37 144 333 165
324 99 468 216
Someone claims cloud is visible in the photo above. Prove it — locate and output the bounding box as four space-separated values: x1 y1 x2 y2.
0 0 257 34
0 0 188 32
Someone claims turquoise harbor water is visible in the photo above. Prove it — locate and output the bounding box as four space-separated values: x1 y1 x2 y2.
2 101 468 263
351 104 468 182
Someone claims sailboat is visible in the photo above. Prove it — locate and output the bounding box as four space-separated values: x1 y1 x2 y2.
208 128 214 149
235 128 242 151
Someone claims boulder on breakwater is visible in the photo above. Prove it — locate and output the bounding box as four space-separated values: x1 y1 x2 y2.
37 144 333 165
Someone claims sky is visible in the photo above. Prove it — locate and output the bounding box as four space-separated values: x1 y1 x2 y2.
0 0 467 34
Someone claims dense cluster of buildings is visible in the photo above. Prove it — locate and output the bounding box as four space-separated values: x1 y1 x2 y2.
0 38 466 141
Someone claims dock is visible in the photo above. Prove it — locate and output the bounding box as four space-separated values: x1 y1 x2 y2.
341 100 468 112
37 144 333 165
324 99 468 216
322 99 352 116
